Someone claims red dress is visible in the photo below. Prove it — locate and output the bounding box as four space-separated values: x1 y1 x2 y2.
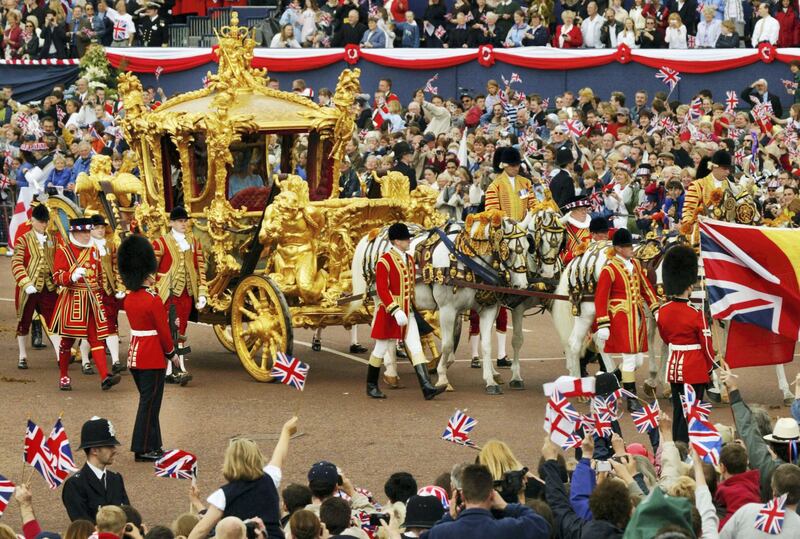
657 298 715 384
594 255 660 354
124 289 174 370
371 248 415 340
552 24 582 48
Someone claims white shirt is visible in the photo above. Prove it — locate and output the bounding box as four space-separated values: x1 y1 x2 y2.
617 29 638 48
105 7 136 38
92 236 108 256
616 254 634 273
581 15 604 48
751 15 779 47
86 461 107 483
171 229 191 252
207 465 282 511
696 18 721 47
665 25 687 48
35 231 47 247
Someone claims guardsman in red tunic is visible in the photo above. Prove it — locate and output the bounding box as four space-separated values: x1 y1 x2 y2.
77 214 127 377
594 228 660 411
51 218 121 391
152 207 207 384
559 196 592 265
367 223 445 401
118 234 176 462
11 203 61 369
658 245 715 444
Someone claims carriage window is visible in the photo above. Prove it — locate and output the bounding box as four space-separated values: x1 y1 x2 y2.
190 132 208 198
161 137 182 210
228 133 272 211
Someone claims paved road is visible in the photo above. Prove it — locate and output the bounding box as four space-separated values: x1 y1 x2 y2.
0 257 796 530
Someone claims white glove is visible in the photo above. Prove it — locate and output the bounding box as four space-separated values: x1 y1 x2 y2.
654 309 659 323
115 291 126 299
596 327 610 342
71 267 87 282
393 310 408 327
196 296 207 309
24 285 38 295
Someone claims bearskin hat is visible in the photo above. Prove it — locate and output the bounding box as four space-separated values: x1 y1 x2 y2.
118 234 157 290
662 245 698 297
492 146 521 172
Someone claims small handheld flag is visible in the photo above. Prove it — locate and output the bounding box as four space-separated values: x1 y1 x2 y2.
270 352 309 391
24 420 63 489
631 400 660 433
725 91 738 113
154 449 197 480
442 409 477 447
656 66 681 91
47 417 78 476
754 494 787 535
0 475 14 517
155 66 164 80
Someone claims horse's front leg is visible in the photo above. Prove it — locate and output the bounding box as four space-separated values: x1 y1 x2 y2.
509 304 525 389
480 305 502 394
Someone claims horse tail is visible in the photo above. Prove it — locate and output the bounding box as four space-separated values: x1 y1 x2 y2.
550 267 575 348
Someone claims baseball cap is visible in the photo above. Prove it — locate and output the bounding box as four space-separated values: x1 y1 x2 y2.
308 461 338 484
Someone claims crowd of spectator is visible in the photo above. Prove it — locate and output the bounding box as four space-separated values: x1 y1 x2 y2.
5 0 800 58
2 372 800 539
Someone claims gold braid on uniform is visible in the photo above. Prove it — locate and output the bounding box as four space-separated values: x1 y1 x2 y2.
455 210 504 256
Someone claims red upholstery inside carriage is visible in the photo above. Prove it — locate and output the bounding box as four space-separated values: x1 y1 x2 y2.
229 186 272 211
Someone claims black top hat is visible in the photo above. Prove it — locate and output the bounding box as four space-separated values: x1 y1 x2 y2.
403 496 445 529
711 149 733 168
555 145 574 166
118 235 157 290
169 207 189 221
388 222 411 241
31 204 50 223
78 416 120 450
662 245 698 296
69 218 93 232
612 228 633 247
90 214 108 227
393 142 413 159
589 216 609 234
492 146 521 172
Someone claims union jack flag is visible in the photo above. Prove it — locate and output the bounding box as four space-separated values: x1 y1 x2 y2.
782 78 798 90
154 449 197 480
0 475 14 517
0 175 9 190
510 72 522 84
113 20 128 41
687 97 703 121
541 97 550 110
270 352 309 391
631 400 660 433
47 418 77 476
202 75 210 88
656 66 681 90
658 116 677 135
89 125 102 141
687 35 696 49
687 413 721 465
681 384 711 423
424 73 439 95
435 25 447 39
24 420 63 489
754 494 787 535
734 147 746 167
563 119 585 138
442 409 477 447
55 106 65 122
154 66 164 80
591 394 619 421
548 391 582 423
592 412 614 438
417 485 450 509
725 91 738 114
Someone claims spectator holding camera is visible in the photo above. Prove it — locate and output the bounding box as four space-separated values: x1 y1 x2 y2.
427 463 549 539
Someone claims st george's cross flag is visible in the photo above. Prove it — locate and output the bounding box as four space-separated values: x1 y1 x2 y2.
0 475 14 517
270 352 309 391
47 417 77 476
154 449 197 480
699 219 800 368
442 409 477 447
754 494 788 535
631 400 660 433
543 376 596 398
24 420 63 489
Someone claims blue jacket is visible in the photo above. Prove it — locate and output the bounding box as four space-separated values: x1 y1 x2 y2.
427 504 550 539
396 22 420 48
570 458 595 520
361 28 386 48
46 168 73 188
71 154 93 183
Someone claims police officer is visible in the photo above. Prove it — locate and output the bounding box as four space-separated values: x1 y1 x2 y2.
62 417 130 522
136 3 169 47
118 234 176 462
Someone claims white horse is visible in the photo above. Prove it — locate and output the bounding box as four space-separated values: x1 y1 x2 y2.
551 240 618 378
350 211 531 394
506 203 565 389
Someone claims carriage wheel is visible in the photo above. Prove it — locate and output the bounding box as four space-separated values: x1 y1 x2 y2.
213 325 236 353
46 195 82 244
231 275 293 382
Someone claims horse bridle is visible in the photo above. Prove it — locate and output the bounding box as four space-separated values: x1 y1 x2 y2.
529 210 564 270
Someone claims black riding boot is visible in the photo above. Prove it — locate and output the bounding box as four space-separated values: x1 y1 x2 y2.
414 364 446 400
31 320 45 349
366 366 386 399
624 382 642 412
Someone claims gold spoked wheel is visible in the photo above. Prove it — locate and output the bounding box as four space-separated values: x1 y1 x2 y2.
45 195 82 244
231 275 293 382
213 325 236 353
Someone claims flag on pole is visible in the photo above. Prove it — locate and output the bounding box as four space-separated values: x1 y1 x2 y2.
154 449 197 479
47 417 77 476
0 475 14 517
754 494 788 535
543 376 596 398
24 420 63 489
424 74 439 95
510 72 522 84
270 352 309 391
9 187 34 248
442 409 477 447
154 66 164 80
631 400 660 433
681 384 712 423
656 66 681 90
725 91 738 113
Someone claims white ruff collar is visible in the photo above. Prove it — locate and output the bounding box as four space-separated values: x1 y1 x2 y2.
567 214 590 229
69 234 92 248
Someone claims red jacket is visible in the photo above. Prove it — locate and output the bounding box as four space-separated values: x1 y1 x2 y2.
714 469 761 529
123 288 173 370
371 248 415 340
775 8 798 47
595 254 660 354
388 0 408 22
552 24 582 48
657 299 715 384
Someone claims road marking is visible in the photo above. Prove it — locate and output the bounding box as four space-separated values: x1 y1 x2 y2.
507 325 533 333
0 297 12 302
294 340 369 365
